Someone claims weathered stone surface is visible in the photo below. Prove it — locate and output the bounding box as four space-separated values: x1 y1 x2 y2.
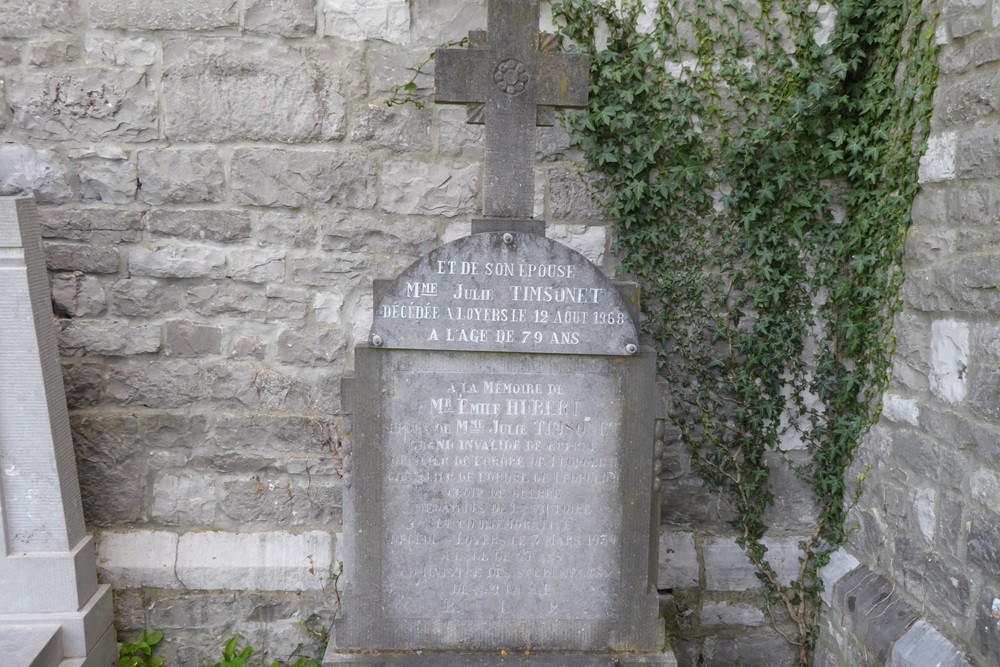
0 0 78 37
106 361 203 408
129 246 227 279
62 362 104 409
206 362 314 412
658 532 699 589
186 284 268 321
28 36 80 66
379 160 478 217
219 472 341 526
175 531 333 590
703 537 801 591
818 548 860 606
138 149 225 205
903 257 1000 313
437 106 486 158
351 104 433 152
918 132 956 182
276 327 344 366
227 248 285 284
70 147 137 204
255 210 317 247
955 126 1000 178
324 0 410 43
968 511 1000 572
84 36 156 67
58 320 161 356
231 148 376 209
71 413 146 524
162 39 345 142
90 0 238 31
246 0 315 36
974 591 1000 666
700 601 765 627
548 164 607 220
213 415 333 453
41 208 142 244
367 43 436 96
266 285 309 325
96 531 181 588
52 272 107 317
702 633 797 667
151 472 220 524
881 394 920 425
0 145 73 203
941 73 1000 125
409 0 485 44
9 68 157 142
548 224 607 266
45 243 120 273
929 319 969 403
892 619 972 667
164 320 223 358
149 210 251 243
112 278 183 317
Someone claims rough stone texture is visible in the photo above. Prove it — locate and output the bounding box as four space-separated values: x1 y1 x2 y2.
138 149 226 205
0 0 78 37
9 68 157 142
149 210 252 243
71 147 138 204
0 145 73 203
129 246 227 279
246 0 316 37
231 148 377 209
90 0 239 31
323 0 410 43
162 39 346 142
379 160 478 217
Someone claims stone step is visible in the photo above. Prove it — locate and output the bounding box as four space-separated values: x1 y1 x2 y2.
0 624 64 667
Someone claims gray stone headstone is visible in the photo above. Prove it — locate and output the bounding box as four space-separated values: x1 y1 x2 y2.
326 234 674 665
0 197 116 667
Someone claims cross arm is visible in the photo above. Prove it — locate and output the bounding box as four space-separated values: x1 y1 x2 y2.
435 48 492 105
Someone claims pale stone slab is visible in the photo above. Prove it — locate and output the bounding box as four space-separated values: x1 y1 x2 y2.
95 531 180 589
0 624 62 667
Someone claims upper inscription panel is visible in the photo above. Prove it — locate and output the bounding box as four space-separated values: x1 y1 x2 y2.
371 233 638 356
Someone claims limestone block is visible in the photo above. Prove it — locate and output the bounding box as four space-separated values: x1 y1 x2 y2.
314 292 346 324
105 361 203 408
9 68 157 142
881 394 919 425
657 532 699 588
138 149 225 205
255 210 317 247
323 0 409 43
129 246 227 279
891 620 972 667
969 510 1000 573
970 467 1000 507
58 320 161 356
164 320 223 358
700 601 765 627
320 211 438 259
84 36 156 67
276 327 345 366
266 285 309 325
548 224 607 265
911 487 936 541
703 536 801 591
152 472 221 524
246 0 316 37
149 210 252 243
351 104 433 153
918 132 956 182
206 362 314 412
186 284 268 320
0 0 78 37
218 473 342 526
175 531 334 590
41 209 143 244
437 107 486 158
409 0 485 44
111 278 183 317
51 273 107 317
702 633 797 667
818 548 860 605
366 43 435 96
61 363 104 410
380 160 478 217
903 258 1000 313
96 531 181 588
45 243 120 274
940 73 999 125
290 255 368 290
548 164 607 220
231 148 377 209
162 39 345 142
90 0 238 31
929 319 969 403
0 145 73 204
27 36 80 66
955 126 1000 178
227 248 286 284
70 147 137 204
212 414 333 453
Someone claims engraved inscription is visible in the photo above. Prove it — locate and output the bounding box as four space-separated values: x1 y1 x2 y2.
383 370 622 621
371 234 637 355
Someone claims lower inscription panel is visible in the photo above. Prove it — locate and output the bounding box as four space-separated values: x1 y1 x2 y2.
382 363 623 621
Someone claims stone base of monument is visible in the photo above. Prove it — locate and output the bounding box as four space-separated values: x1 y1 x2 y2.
324 651 677 666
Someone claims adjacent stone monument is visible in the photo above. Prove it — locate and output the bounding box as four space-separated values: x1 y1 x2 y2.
0 197 116 667
325 1 675 664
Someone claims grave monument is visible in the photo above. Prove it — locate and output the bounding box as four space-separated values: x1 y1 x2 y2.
324 1 676 664
0 197 116 667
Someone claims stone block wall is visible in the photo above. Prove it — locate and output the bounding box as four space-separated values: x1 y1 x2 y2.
815 0 1000 664
0 1 619 662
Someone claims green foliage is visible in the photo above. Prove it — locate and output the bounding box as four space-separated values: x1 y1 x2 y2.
118 629 164 667
210 635 321 667
552 0 938 663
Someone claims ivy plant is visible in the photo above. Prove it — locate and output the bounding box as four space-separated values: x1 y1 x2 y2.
551 0 938 663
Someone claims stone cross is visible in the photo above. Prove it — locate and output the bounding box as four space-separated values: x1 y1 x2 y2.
435 0 589 221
